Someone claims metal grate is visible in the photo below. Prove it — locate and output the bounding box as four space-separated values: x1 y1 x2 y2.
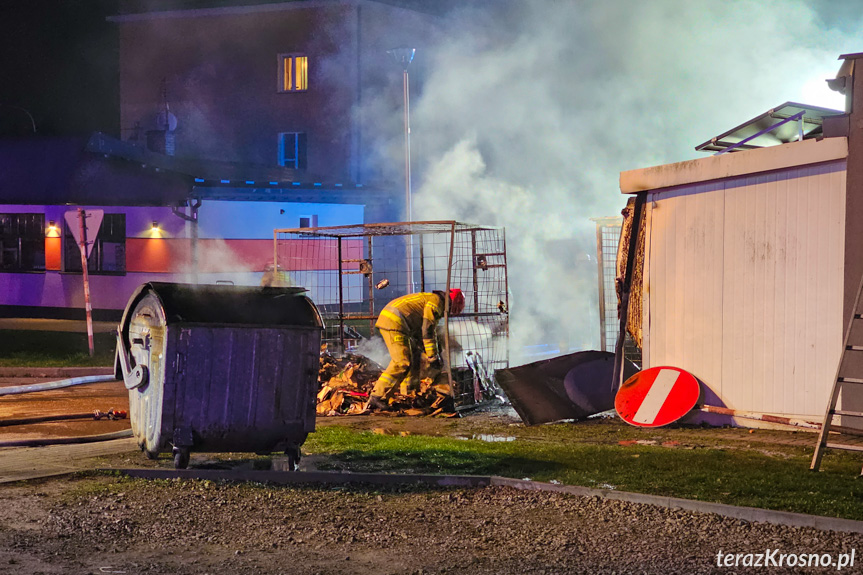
592 217 641 368
273 221 510 407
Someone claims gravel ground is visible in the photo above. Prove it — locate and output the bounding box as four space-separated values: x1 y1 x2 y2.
2 475 862 575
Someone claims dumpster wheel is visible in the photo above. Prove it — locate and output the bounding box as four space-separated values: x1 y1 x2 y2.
173 446 191 469
285 446 301 471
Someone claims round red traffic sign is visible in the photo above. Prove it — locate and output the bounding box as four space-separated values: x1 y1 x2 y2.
615 366 700 427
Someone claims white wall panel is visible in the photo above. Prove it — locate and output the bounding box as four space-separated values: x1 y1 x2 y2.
645 161 846 418
645 180 726 397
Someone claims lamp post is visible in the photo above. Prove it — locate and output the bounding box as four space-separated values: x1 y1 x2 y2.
388 47 416 291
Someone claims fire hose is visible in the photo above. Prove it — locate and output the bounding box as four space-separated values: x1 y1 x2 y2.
0 409 127 427
0 409 130 448
0 429 132 448
0 374 116 396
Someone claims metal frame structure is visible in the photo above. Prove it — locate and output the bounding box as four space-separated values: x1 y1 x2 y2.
273 220 509 407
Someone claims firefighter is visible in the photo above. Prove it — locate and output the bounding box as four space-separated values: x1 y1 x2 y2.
368 288 466 411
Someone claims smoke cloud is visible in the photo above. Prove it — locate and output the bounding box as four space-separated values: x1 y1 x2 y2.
406 0 863 363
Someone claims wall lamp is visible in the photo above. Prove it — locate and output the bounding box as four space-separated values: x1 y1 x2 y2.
151 221 160 231
45 220 59 237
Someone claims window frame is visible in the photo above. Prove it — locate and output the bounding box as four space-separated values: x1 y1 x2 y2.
277 53 308 93
0 213 46 272
278 131 308 169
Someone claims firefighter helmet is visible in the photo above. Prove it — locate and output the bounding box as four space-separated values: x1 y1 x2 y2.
448 288 465 315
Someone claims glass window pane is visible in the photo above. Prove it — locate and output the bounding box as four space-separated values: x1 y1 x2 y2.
296 56 307 90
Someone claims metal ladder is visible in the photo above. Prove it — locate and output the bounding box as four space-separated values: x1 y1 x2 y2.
811 271 863 472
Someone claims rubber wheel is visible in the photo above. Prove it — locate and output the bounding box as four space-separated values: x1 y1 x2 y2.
285 446 301 471
173 447 190 470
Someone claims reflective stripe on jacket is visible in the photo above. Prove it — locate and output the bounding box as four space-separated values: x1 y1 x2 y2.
375 292 444 357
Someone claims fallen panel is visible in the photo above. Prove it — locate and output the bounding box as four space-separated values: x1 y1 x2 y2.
497 351 637 425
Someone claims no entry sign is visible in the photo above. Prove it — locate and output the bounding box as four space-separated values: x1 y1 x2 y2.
615 366 700 427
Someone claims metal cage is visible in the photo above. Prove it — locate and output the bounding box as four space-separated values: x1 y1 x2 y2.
273 221 510 407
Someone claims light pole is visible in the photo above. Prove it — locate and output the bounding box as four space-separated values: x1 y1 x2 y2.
388 47 416 291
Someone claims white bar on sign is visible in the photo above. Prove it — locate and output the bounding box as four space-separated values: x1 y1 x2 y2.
632 369 680 424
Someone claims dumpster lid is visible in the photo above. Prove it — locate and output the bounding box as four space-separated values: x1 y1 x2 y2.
121 282 322 328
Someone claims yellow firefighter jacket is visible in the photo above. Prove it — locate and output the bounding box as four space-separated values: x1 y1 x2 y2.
375 291 445 358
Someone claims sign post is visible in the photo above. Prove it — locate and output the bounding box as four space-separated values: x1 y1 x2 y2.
65 209 104 357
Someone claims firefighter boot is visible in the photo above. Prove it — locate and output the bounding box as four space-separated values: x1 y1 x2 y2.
368 395 390 412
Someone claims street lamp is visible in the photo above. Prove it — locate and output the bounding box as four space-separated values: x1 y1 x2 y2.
388 47 416 291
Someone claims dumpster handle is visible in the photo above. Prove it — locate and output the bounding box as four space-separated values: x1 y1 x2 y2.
116 327 149 390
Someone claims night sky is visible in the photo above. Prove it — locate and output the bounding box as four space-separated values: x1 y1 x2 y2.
0 0 121 137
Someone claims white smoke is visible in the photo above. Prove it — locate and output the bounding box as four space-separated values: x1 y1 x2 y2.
407 0 863 363
354 335 391 368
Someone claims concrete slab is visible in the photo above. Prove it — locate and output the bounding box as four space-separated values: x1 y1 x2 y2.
0 438 137 483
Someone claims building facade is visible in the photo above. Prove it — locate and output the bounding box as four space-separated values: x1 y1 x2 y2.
0 1 438 320
111 0 437 183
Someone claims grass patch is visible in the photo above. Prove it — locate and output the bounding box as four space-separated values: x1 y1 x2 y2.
0 330 115 367
305 425 863 521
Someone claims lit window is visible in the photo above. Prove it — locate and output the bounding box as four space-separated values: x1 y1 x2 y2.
64 213 126 274
279 132 307 169
279 54 308 92
0 213 45 271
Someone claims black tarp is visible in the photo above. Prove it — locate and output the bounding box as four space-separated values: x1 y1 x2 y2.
497 350 638 425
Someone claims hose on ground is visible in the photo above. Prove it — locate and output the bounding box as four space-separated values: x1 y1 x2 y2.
0 374 117 396
0 410 127 427
0 429 132 448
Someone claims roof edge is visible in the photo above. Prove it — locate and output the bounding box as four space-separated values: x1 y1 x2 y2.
620 136 848 195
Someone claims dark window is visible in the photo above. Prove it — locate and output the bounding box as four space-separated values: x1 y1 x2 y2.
299 215 318 228
279 132 307 169
64 213 126 274
0 213 45 271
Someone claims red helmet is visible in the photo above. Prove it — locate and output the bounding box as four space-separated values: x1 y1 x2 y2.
448 288 465 315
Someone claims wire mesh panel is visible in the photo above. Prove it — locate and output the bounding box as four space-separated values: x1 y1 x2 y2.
593 217 622 352
592 217 642 368
274 221 510 406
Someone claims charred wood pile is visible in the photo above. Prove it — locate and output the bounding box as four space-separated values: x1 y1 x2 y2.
317 349 456 417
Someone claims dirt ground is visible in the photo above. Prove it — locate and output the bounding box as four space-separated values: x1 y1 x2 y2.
3 458 863 575
0 414 860 574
